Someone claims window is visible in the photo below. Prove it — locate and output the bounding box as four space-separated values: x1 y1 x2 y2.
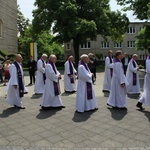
140 55 142 60
127 27 136 34
101 42 109 48
66 43 70 50
140 26 144 31
127 41 135 48
81 42 91 49
114 42 122 48
0 19 3 38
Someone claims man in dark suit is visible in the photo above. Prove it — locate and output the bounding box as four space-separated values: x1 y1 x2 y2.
28 56 36 85
121 52 131 75
88 53 97 83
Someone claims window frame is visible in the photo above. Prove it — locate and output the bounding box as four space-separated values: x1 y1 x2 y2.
66 43 71 50
80 41 91 49
127 26 136 34
127 41 135 48
113 42 122 48
101 41 109 49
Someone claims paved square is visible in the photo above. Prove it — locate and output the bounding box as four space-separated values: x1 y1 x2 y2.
0 72 150 149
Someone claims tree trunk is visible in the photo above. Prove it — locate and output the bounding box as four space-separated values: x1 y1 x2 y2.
73 35 80 66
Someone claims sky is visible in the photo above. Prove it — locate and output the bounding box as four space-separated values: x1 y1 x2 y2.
17 0 139 22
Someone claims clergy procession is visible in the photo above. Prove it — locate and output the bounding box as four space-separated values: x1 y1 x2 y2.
4 49 150 114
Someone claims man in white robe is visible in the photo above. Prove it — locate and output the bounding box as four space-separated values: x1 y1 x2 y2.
6 54 28 109
107 50 128 109
41 54 65 109
103 50 114 92
126 54 140 94
76 54 98 113
64 55 77 93
137 48 150 110
34 54 47 95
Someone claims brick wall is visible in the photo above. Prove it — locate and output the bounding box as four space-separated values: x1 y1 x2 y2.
0 0 18 53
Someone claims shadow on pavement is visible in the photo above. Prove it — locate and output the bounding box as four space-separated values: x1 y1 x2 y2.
36 108 62 119
72 111 95 122
137 110 150 122
30 94 42 99
107 107 127 120
0 107 20 118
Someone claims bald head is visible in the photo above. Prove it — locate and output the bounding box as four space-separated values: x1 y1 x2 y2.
49 54 57 63
15 54 22 63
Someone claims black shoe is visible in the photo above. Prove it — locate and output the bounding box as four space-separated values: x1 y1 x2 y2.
54 106 66 109
115 107 127 110
16 106 25 109
136 102 145 110
65 91 76 93
28 83 32 85
35 93 43 95
75 110 84 114
41 106 50 110
61 106 66 108
94 108 98 111
107 103 113 107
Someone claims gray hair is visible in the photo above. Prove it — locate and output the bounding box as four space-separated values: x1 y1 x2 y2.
80 54 88 60
133 54 138 57
49 54 56 60
42 53 48 57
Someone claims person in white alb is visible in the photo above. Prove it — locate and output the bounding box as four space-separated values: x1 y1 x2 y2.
64 55 77 93
41 54 65 109
103 50 114 92
126 54 140 94
137 48 150 110
107 50 128 109
34 54 47 95
6 54 28 109
76 54 98 113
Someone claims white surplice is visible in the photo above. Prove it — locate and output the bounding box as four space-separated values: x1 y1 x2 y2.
41 63 63 107
64 61 77 92
139 57 150 106
103 56 113 91
34 59 46 94
107 60 128 108
6 63 28 107
76 64 98 112
126 59 140 94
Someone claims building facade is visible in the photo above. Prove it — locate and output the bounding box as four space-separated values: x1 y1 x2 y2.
0 0 18 53
65 22 149 60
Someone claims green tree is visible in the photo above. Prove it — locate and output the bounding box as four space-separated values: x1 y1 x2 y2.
32 0 129 64
116 0 150 55
135 25 150 51
17 5 30 37
116 0 150 20
0 50 15 64
18 25 64 66
17 7 64 65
